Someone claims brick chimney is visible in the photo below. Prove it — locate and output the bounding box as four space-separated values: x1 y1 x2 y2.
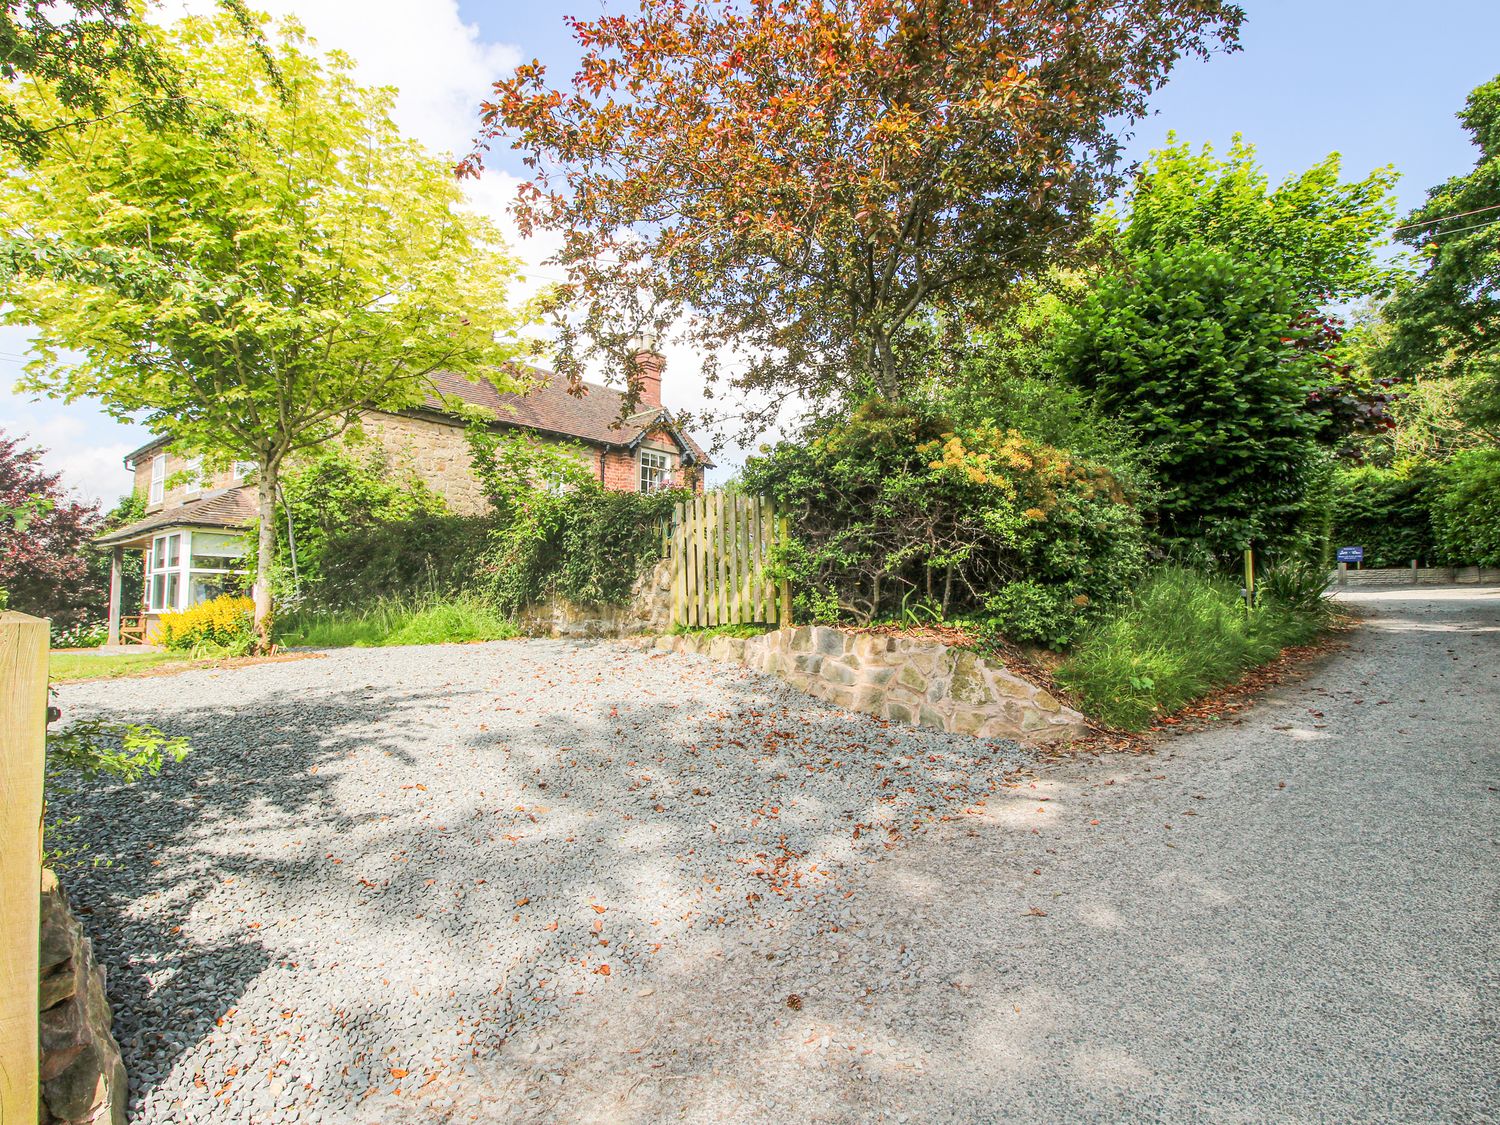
627 333 664 410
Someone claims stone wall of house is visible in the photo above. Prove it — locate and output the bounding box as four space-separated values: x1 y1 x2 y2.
516 557 674 638
354 410 494 516
656 625 1089 744
38 870 127 1125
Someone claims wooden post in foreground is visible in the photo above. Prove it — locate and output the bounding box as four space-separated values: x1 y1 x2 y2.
1243 548 1256 610
1 611 48 1125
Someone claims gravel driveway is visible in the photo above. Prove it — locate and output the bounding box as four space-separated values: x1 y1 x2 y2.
54 588 1499 1123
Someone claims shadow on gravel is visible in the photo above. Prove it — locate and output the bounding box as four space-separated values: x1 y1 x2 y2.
53 649 1029 1121
50 684 455 1104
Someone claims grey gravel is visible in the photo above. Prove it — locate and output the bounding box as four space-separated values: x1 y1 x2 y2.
52 589 1500 1121
52 638 1028 1123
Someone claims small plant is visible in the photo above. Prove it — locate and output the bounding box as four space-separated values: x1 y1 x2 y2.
51 619 109 649
153 594 255 654
1257 558 1333 614
45 710 190 868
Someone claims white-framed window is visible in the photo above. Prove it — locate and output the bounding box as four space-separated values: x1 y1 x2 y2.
187 530 247 604
639 448 672 494
232 461 256 481
146 529 247 613
149 453 166 506
147 532 182 612
184 456 203 496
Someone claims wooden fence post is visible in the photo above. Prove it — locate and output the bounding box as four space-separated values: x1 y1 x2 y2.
1 611 48 1125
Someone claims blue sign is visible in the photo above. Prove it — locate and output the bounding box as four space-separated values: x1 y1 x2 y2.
1336 546 1364 564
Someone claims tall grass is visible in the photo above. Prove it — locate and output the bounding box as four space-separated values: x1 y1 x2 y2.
276 593 518 649
1055 566 1332 730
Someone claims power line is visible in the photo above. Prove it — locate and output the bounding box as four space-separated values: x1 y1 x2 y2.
1420 215 1500 241
1393 201 1500 234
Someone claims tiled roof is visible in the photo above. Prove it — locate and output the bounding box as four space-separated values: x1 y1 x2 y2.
119 368 715 476
95 486 258 547
423 368 713 466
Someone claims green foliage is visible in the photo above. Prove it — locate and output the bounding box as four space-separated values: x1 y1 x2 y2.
0 11 534 646
1056 567 1332 730
266 444 449 602
1378 75 1500 437
1256 557 1334 615
1330 462 1438 567
668 622 768 639
1061 241 1322 555
276 593 518 649
1430 448 1500 566
741 399 1147 636
982 580 1089 650
484 482 682 614
464 425 595 515
1116 134 1400 302
45 711 190 867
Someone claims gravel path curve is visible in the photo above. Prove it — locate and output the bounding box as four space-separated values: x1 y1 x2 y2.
53 588 1499 1122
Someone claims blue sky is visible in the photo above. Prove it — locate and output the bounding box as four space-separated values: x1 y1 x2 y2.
5 0 1498 503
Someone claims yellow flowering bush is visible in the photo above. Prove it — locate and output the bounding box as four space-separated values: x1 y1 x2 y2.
153 595 255 653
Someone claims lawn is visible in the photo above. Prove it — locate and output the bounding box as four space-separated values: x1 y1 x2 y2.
49 651 198 682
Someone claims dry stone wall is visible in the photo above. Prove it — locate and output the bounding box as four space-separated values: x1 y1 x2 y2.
657 625 1088 744
39 869 127 1125
516 558 674 639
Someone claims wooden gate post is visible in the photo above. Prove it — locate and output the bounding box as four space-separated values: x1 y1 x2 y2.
1 611 48 1125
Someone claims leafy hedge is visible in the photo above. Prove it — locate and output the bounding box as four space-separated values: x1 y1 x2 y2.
154 594 254 653
1329 451 1500 567
1329 462 1437 567
1431 448 1500 566
741 399 1147 647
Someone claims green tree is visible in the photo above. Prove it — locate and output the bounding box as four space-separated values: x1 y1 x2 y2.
473 0 1244 422
1060 241 1321 555
0 0 271 164
1378 75 1500 438
2 14 533 649
1116 135 1399 303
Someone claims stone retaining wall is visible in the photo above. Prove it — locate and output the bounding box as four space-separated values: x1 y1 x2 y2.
1332 565 1500 588
657 625 1088 744
516 558 674 639
39 869 126 1125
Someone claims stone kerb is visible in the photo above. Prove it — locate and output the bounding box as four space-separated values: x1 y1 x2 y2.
656 625 1088 744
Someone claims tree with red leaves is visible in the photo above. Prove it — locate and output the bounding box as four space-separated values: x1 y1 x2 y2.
470 0 1245 427
0 429 103 628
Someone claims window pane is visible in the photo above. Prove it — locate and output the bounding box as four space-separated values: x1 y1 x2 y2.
165 572 180 610
165 534 180 567
190 572 239 604
151 574 165 611
190 532 246 568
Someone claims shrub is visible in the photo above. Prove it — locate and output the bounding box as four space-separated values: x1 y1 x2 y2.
1059 241 1323 556
153 594 254 653
257 445 450 604
51 619 108 649
1056 566 1332 730
741 399 1148 633
484 481 681 614
983 581 1089 650
1430 447 1500 566
1329 461 1438 567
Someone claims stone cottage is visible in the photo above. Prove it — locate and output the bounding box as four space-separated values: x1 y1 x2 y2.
94 344 712 642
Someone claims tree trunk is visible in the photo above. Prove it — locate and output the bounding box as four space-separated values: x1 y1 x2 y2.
253 465 278 654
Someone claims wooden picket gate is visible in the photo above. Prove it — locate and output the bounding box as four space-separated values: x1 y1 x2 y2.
669 493 791 627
